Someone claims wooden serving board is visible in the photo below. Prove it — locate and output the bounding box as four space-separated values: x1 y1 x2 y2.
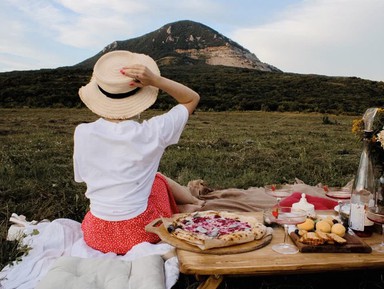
290 230 372 253
145 218 273 254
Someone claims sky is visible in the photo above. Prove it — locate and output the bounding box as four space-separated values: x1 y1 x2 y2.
0 0 383 82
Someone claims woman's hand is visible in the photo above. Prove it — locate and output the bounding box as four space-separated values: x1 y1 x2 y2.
121 64 199 115
119 64 159 87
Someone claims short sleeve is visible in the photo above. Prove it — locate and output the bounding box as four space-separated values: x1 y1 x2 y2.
73 126 84 183
149 104 189 147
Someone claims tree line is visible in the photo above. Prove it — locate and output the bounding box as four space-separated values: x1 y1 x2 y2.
1 65 383 114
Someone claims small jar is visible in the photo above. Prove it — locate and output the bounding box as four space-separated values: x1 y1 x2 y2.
292 193 315 217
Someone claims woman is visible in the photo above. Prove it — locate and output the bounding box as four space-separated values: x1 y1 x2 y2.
74 50 204 254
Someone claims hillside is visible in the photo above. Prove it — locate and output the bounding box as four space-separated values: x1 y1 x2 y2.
0 19 383 113
74 20 279 72
1 65 383 114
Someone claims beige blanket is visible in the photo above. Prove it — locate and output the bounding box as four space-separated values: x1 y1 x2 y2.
187 178 352 213
197 188 277 212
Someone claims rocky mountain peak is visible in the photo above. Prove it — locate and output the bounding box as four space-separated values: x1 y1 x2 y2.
75 20 280 72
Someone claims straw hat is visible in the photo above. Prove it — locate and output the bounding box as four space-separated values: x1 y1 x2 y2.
79 50 160 119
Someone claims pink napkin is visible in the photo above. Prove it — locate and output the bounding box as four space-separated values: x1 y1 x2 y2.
279 192 338 210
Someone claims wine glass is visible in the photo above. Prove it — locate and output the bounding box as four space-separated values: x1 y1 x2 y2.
264 206 307 254
265 184 293 199
323 186 351 201
334 202 350 227
366 206 384 253
323 186 351 224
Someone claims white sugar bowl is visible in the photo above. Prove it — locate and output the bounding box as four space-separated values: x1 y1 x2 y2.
292 193 315 217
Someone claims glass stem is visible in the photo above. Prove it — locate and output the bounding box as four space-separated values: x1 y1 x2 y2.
283 224 288 243
382 224 384 246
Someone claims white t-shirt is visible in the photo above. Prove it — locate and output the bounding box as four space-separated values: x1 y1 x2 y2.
73 105 189 221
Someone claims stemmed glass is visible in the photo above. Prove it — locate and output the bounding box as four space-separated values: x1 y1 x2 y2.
366 206 384 253
323 186 351 225
323 186 351 200
264 206 307 254
265 184 293 199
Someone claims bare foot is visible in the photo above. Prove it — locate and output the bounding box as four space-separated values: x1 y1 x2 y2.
188 179 213 197
193 197 205 206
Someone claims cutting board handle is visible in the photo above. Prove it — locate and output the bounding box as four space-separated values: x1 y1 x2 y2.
145 218 163 234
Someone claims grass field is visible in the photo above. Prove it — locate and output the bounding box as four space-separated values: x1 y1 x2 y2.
2 108 382 288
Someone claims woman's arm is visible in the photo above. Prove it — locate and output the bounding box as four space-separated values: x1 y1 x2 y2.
120 65 200 115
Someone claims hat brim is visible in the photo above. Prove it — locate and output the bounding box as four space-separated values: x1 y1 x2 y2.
79 79 158 120
78 50 160 119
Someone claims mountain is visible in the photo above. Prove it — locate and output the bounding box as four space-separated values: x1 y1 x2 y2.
74 20 280 72
1 20 383 113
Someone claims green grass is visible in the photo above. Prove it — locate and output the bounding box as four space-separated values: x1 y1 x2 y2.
162 110 360 187
1 108 377 288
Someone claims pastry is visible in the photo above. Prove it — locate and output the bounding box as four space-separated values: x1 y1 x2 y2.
297 218 315 231
299 232 326 245
315 230 332 242
315 220 331 233
327 233 347 244
331 223 346 237
323 215 336 227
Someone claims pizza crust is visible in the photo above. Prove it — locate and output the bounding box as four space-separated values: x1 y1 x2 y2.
163 210 268 250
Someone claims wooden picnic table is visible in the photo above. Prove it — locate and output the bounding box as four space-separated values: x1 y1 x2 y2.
176 211 384 289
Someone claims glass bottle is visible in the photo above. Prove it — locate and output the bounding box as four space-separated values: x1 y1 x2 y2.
349 130 376 237
377 174 384 208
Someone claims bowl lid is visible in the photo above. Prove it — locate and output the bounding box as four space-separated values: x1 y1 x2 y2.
292 193 315 212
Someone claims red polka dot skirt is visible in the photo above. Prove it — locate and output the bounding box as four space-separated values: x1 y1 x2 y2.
81 173 180 254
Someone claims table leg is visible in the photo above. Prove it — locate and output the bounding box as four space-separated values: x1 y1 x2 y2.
196 275 223 289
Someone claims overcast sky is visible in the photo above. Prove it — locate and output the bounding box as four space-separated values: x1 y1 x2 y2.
1 0 383 81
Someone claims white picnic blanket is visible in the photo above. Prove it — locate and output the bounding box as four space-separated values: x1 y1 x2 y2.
0 218 179 289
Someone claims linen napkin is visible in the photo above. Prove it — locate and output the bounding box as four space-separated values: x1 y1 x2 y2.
279 192 338 210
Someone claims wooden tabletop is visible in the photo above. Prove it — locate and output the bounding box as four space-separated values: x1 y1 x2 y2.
177 211 384 276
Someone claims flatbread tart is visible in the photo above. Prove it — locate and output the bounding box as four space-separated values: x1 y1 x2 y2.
163 210 268 250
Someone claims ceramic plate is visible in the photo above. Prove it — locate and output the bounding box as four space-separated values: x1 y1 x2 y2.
324 187 351 199
326 190 351 199
334 203 350 216
366 208 384 224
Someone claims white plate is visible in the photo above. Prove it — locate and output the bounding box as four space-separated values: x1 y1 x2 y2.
366 208 384 224
334 203 350 216
326 191 351 200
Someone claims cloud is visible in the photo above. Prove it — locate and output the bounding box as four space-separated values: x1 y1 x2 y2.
1 0 294 71
57 0 147 15
231 0 384 81
1 0 383 81
53 0 153 48
51 0 230 50
51 0 222 49
0 0 151 70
